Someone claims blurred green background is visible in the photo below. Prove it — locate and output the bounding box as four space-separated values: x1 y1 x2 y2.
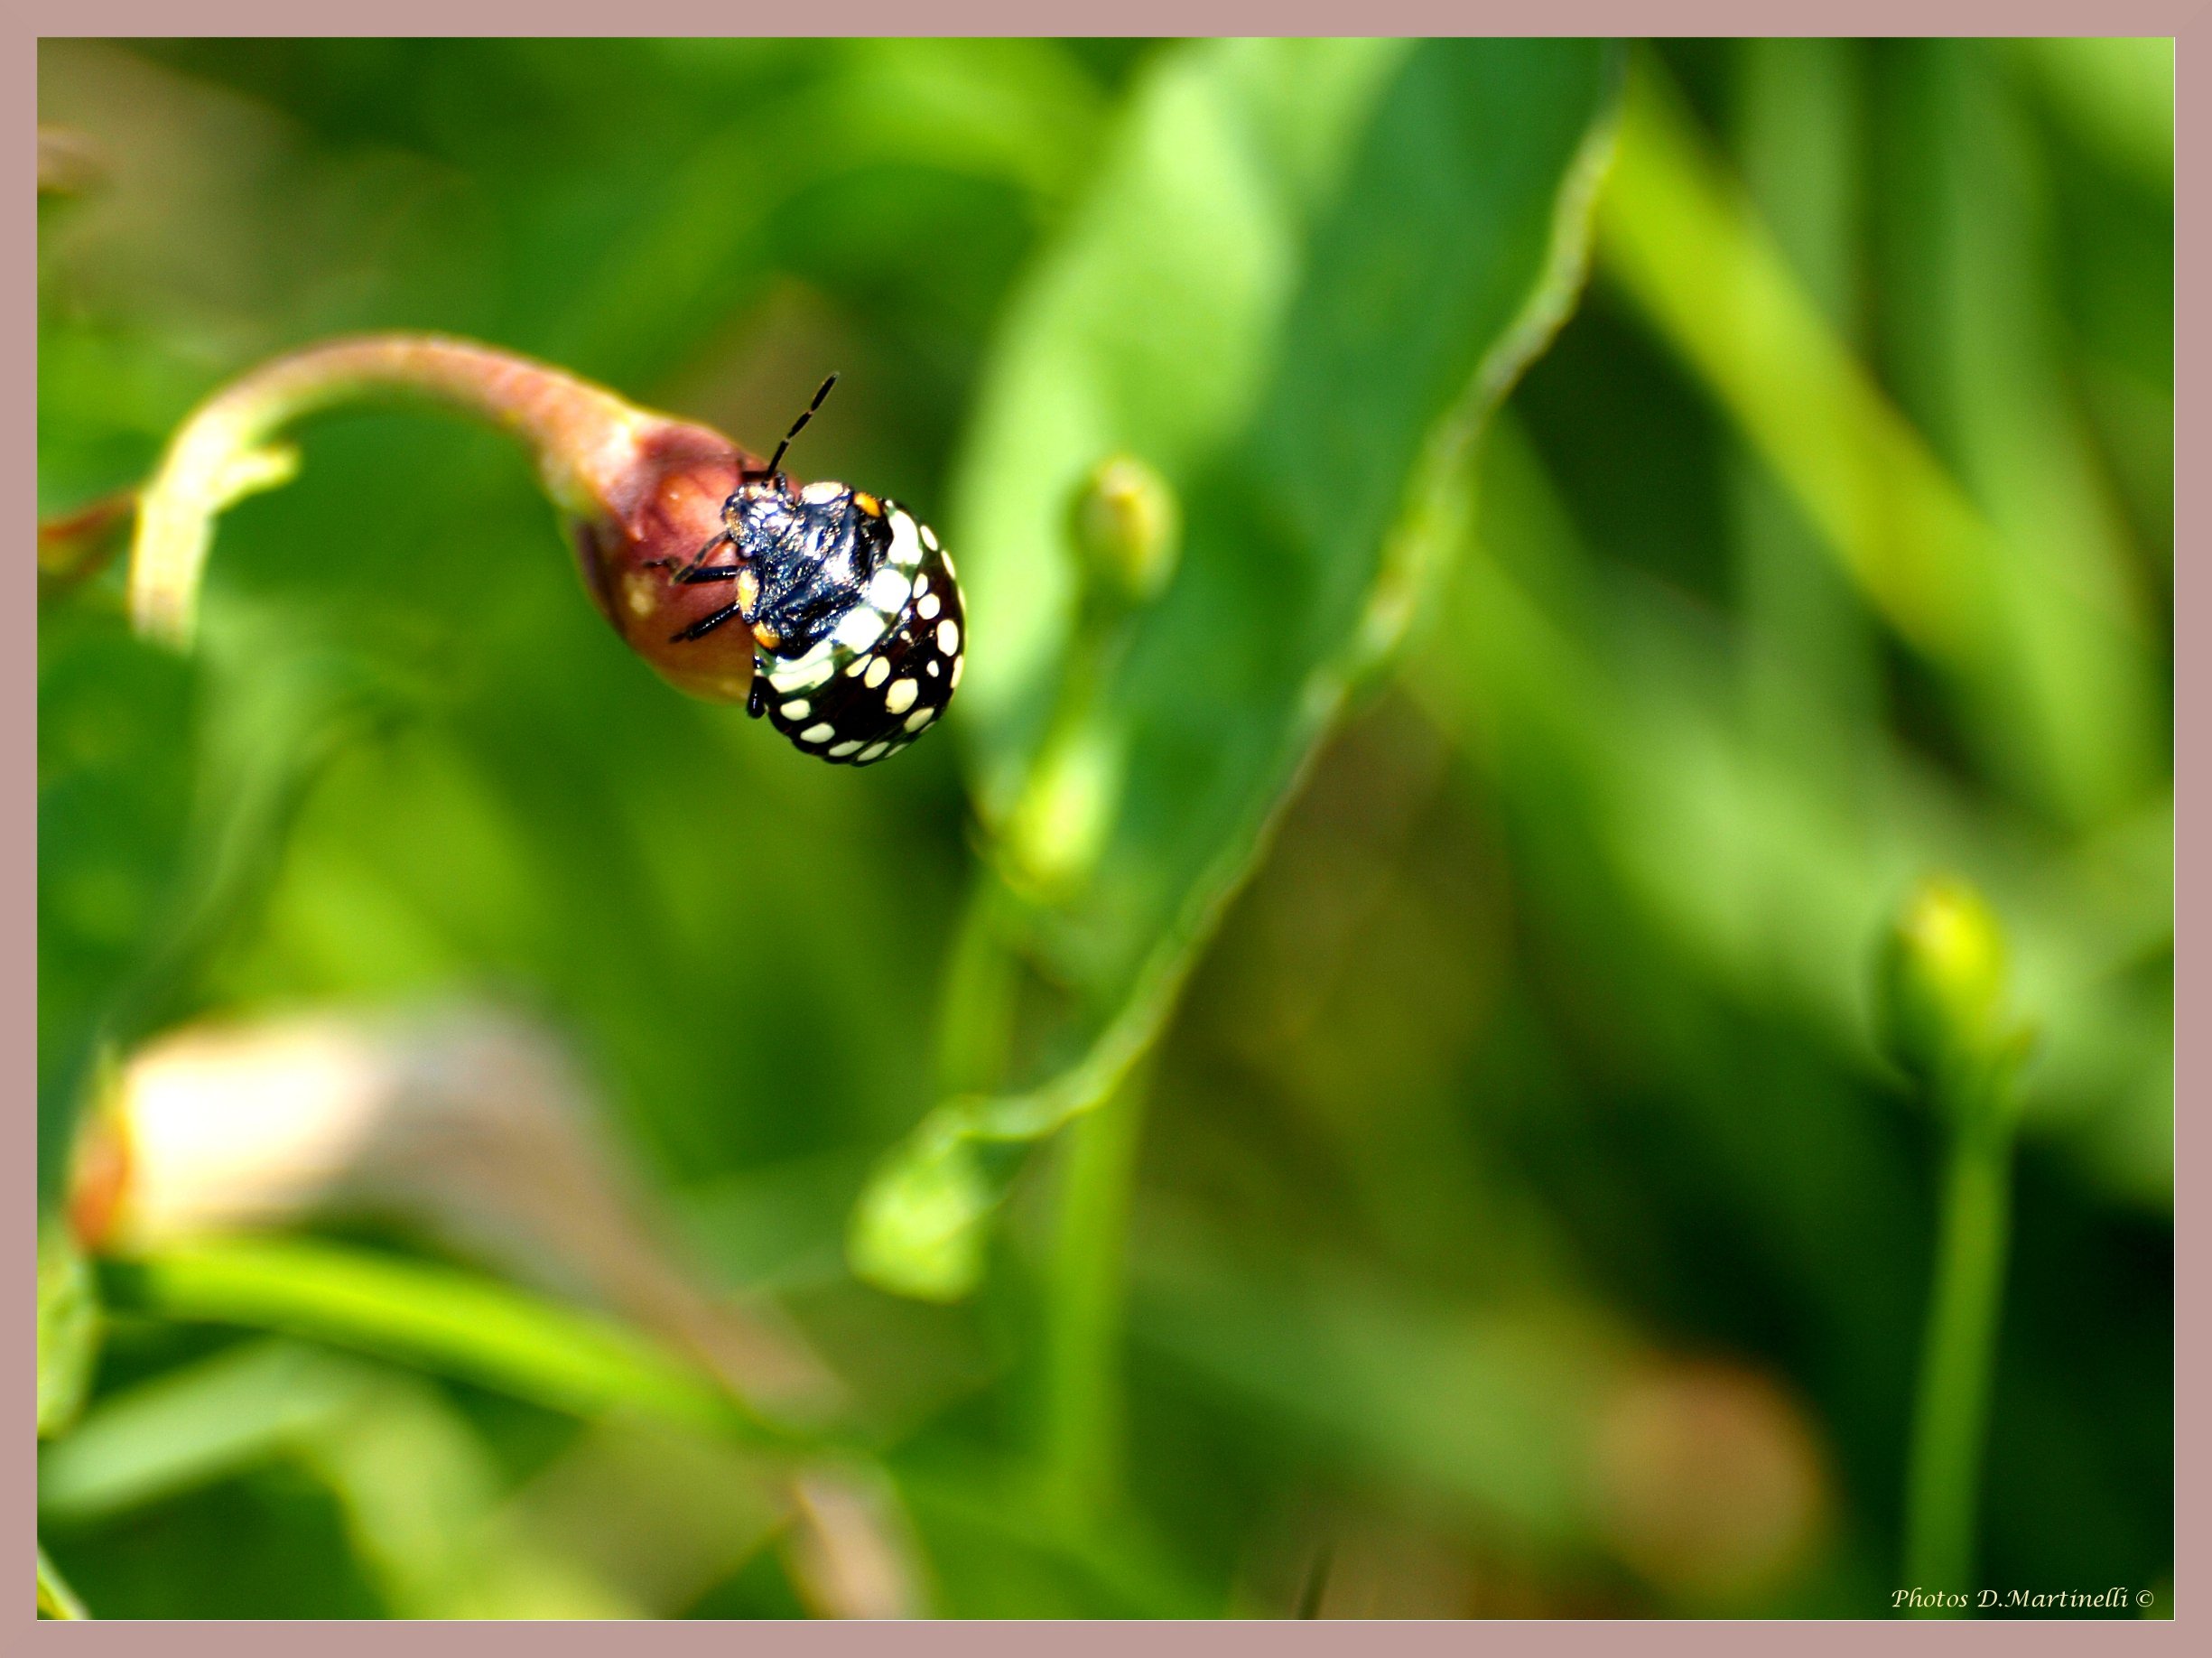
37 37 2170 1618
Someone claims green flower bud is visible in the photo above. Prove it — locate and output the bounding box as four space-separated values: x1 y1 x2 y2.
847 1122 995 1302
1069 452 1179 609
1878 876 2014 1089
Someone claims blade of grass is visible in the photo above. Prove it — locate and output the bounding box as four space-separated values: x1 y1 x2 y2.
1599 48 2161 827
1908 41 2160 826
1413 413 2170 1197
1731 39 1882 761
1597 50 1996 666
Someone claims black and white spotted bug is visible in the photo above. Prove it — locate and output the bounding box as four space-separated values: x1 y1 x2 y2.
660 375 964 766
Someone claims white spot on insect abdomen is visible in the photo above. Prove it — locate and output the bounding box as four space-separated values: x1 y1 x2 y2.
768 640 836 692
833 606 888 652
888 511 924 572
868 567 909 611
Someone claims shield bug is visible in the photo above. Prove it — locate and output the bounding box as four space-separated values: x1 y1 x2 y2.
661 375 964 766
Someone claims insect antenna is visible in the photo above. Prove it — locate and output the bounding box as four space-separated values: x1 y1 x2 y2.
766 372 839 480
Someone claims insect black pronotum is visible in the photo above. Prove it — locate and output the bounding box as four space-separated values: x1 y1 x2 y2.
659 375 964 766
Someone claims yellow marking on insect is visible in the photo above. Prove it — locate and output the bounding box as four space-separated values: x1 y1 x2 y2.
752 621 782 649
853 491 882 517
734 568 760 611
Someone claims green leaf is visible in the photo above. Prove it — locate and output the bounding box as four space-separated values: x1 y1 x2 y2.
39 1339 646 1617
41 1340 376 1524
37 1544 88 1620
36 1219 101 1440
852 39 1621 1297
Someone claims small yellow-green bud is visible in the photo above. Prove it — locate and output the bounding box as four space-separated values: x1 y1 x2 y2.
847 1125 995 1302
1878 876 2012 1087
1069 453 1179 608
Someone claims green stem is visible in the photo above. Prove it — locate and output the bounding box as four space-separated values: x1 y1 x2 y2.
1036 1066 1150 1533
934 872 1025 1101
98 1234 825 1454
1901 1081 2014 1612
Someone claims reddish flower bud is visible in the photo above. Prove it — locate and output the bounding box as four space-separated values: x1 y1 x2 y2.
569 420 767 703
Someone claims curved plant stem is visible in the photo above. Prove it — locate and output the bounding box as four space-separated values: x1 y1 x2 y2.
129 333 667 647
1901 1068 2016 1612
1036 1064 1150 1533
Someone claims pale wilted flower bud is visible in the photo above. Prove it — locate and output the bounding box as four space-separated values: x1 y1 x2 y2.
69 1004 841 1422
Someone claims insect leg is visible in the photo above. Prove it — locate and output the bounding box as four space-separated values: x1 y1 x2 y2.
670 602 742 643
670 528 736 582
673 564 748 586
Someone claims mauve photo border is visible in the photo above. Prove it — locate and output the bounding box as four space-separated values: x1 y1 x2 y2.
20 4 2198 1645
